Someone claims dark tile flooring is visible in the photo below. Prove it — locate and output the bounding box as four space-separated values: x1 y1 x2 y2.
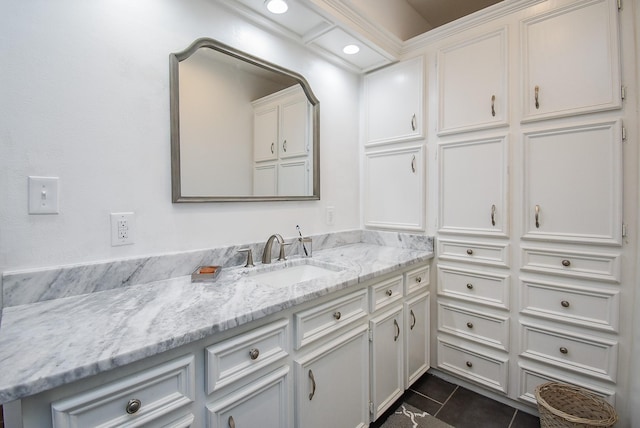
372 372 540 428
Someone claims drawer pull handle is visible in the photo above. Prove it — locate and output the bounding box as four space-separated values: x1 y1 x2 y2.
466 322 474 329
466 361 473 368
534 85 540 109
466 249 474 255
535 205 540 228
249 348 260 360
410 310 416 330
270 142 274 154
561 300 570 308
491 95 496 117
228 416 236 428
308 369 316 400
125 398 141 414
393 319 400 342
411 154 417 173
283 140 287 152
333 311 342 320
416 276 422 283
466 283 474 290
491 204 496 226
386 289 393 297
560 347 568 354
562 259 571 267
411 114 417 131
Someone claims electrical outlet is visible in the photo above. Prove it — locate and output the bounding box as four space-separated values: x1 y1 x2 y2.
28 176 59 214
111 212 135 246
326 206 335 226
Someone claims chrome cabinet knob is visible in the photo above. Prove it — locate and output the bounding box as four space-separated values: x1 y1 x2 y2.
466 361 473 368
125 398 141 414
560 347 568 354
249 348 260 360
561 300 570 308
466 322 474 329
416 276 422 283
466 249 474 255
562 259 571 267
333 311 341 320
386 290 393 296
466 283 474 290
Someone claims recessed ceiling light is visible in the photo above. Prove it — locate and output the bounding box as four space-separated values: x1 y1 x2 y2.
343 44 360 55
265 0 288 14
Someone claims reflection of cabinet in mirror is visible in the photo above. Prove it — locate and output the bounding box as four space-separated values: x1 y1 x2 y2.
252 86 311 196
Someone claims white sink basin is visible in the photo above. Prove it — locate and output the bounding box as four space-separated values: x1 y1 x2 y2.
249 261 344 288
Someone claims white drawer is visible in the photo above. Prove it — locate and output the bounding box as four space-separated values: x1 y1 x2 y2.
370 275 403 312
520 278 619 332
437 264 510 309
206 319 289 394
437 338 508 393
521 247 620 283
520 323 618 382
405 265 430 296
518 364 615 406
438 303 509 351
438 239 509 268
52 355 195 428
294 288 368 350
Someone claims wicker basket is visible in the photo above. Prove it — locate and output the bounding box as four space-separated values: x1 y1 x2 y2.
535 382 618 427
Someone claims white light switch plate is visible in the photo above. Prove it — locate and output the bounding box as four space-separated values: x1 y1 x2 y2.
28 176 59 214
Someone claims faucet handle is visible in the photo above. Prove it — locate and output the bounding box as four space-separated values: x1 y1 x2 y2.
237 248 254 267
278 242 292 261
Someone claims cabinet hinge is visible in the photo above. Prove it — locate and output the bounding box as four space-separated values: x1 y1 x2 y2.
617 0 622 10
622 125 627 142
621 85 626 100
368 329 373 342
369 401 375 414
622 223 627 238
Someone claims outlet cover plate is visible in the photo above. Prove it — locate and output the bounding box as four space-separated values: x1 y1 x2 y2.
111 212 135 246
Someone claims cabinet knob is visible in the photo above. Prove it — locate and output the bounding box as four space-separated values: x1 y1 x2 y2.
466 322 474 329
560 347 568 355
562 259 571 267
466 283 474 290
386 289 393 297
466 249 474 255
228 416 236 428
466 361 473 368
333 311 341 320
561 300 570 308
249 348 260 360
415 276 422 283
125 398 141 414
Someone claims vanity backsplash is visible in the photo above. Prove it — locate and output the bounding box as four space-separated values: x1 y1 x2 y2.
1 230 433 309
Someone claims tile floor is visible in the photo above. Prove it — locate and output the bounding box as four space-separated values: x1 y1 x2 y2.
372 372 540 428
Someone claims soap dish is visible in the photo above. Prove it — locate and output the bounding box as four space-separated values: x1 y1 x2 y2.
191 266 221 282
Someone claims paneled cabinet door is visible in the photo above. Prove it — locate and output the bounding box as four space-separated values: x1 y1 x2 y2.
370 306 404 420
364 146 425 231
437 28 508 135
405 292 430 387
439 136 508 237
280 95 309 159
521 0 621 121
254 106 279 162
294 325 370 428
364 56 424 145
522 120 622 245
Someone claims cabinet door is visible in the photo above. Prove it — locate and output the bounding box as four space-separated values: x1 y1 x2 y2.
370 306 404 420
405 292 430 387
278 160 309 196
364 146 425 231
439 136 508 237
521 0 621 121
295 325 369 428
522 120 622 245
207 367 289 428
254 106 278 162
253 163 277 196
438 28 508 135
365 56 424 145
280 95 309 159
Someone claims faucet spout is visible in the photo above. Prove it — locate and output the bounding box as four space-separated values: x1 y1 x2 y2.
262 234 284 264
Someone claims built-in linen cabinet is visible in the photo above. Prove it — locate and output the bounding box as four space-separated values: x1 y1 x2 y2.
403 265 431 387
437 28 508 135
521 0 622 122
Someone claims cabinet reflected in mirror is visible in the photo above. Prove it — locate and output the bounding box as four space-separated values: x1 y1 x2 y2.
170 38 320 202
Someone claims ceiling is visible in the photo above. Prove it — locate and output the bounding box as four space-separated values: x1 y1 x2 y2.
406 0 503 33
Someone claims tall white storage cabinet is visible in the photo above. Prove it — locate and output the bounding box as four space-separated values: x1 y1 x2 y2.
363 57 426 231
432 0 628 415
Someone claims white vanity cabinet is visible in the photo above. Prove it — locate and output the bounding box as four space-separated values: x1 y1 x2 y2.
437 28 508 135
521 0 622 122
364 56 424 145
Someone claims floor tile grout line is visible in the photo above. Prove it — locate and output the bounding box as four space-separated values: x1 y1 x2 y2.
407 387 446 406
507 409 518 428
433 385 459 418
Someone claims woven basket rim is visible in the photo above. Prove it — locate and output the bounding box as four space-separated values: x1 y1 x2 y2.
535 382 618 426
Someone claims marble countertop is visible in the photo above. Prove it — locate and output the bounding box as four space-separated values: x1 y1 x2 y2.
0 242 432 404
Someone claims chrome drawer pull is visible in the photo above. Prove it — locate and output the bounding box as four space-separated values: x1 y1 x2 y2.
333 311 341 320
466 322 474 329
270 142 274 154
491 95 496 117
560 347 568 354
466 283 474 290
491 204 496 226
393 319 400 342
228 416 236 428
308 370 316 400
386 290 393 297
125 398 141 414
466 249 474 255
249 348 260 360
466 361 473 368
562 259 571 267
410 310 416 330
535 205 540 228
411 154 417 173
411 114 417 131
561 300 570 308
534 85 540 109
283 140 287 152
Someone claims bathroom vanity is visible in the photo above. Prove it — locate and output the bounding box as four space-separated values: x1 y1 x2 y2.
0 231 433 427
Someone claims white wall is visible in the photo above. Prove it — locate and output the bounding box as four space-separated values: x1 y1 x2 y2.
0 0 362 272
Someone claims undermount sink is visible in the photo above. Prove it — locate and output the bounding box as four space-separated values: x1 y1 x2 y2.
249 260 345 288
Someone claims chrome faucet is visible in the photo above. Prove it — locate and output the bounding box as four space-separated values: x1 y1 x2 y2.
262 234 285 264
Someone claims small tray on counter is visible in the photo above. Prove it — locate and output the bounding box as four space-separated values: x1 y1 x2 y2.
191 266 222 282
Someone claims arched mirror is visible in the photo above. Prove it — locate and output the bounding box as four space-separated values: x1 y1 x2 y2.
170 38 320 202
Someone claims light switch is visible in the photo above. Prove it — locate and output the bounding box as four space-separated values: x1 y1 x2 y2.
28 176 59 214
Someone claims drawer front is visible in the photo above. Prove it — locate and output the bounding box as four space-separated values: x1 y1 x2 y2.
437 338 508 393
520 278 619 332
370 275 403 312
518 364 616 406
294 288 368 350
438 264 510 309
520 323 618 381
52 355 195 428
405 265 430 296
438 303 509 351
206 319 289 394
521 247 620 283
438 239 510 267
